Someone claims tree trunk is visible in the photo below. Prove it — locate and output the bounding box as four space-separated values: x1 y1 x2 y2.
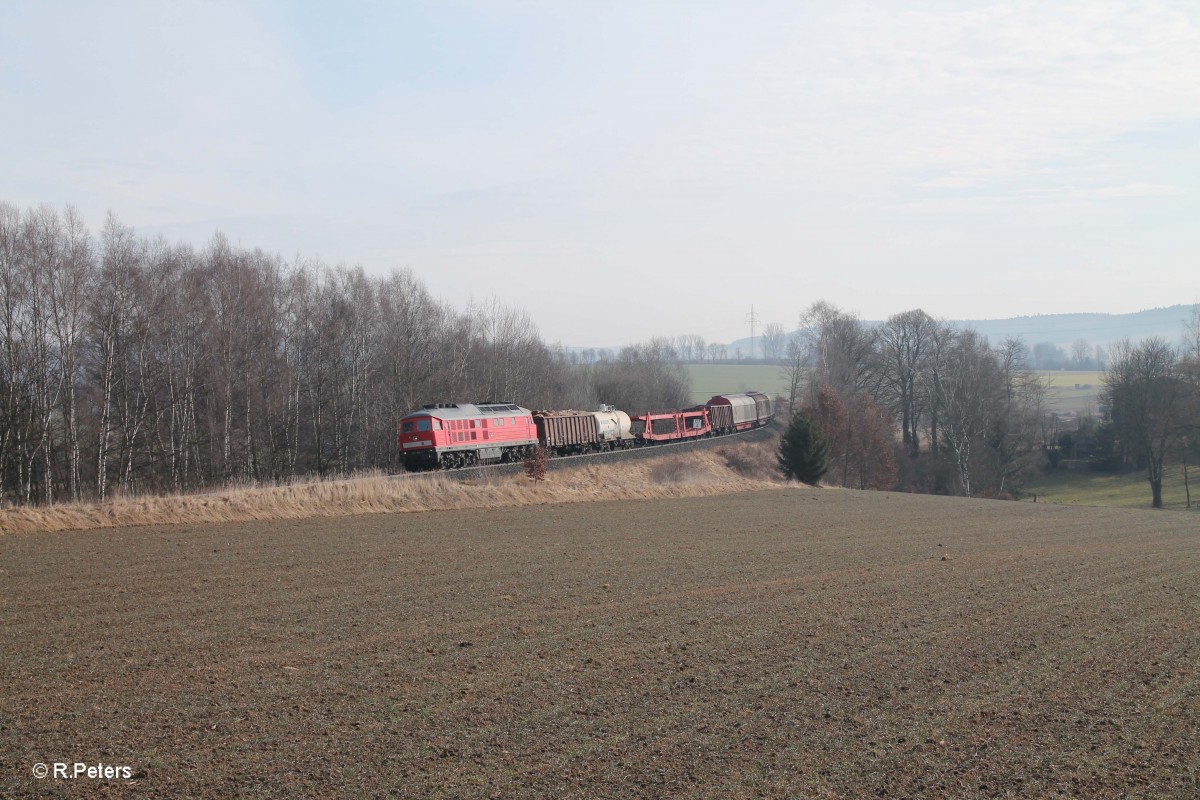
96 318 116 501
1183 452 1190 509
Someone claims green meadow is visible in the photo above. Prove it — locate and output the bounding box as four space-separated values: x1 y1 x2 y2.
684 364 791 403
1021 463 1197 511
686 363 1105 414
1035 370 1105 415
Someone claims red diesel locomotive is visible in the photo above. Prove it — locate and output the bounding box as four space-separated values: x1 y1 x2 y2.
399 402 538 470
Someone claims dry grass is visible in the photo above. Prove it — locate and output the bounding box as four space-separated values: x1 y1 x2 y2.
715 435 781 481
649 457 703 484
0 449 785 535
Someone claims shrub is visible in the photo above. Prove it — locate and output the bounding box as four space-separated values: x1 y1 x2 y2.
523 446 550 482
717 443 778 481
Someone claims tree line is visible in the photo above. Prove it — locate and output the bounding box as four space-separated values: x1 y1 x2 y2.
0 203 696 505
778 301 1200 506
777 303 1052 499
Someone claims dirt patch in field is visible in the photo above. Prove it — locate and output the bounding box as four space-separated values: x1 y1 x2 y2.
2 489 1198 798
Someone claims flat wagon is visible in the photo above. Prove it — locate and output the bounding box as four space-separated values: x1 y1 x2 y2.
631 406 712 443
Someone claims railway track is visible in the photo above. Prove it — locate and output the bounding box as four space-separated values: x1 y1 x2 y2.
389 420 780 482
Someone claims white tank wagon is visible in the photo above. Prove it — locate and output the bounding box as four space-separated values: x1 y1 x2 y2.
592 405 633 442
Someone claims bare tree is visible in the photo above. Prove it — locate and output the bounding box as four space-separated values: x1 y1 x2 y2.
761 322 786 362
1103 338 1192 508
1183 303 1200 361
23 206 67 503
1071 338 1092 368
875 309 936 454
48 207 93 501
992 337 1045 496
799 301 876 403
939 330 1002 498
0 203 28 500
674 333 705 363
781 334 807 416
90 213 143 500
916 322 956 455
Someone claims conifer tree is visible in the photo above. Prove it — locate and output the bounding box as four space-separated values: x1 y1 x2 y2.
777 412 829 486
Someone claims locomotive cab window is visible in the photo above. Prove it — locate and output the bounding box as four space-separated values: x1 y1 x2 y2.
415 419 433 432
401 421 414 433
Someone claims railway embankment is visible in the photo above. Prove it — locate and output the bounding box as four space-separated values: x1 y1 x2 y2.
0 428 782 535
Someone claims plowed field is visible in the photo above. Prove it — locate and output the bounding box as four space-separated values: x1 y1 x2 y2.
3 489 1198 798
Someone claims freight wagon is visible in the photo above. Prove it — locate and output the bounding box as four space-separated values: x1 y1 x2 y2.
707 392 773 433
534 406 636 455
630 406 712 443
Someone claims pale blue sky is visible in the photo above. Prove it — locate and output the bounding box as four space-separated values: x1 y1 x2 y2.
3 1 1198 345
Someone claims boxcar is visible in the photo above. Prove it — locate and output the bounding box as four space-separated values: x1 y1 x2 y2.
706 402 736 434
750 391 773 425
707 392 773 432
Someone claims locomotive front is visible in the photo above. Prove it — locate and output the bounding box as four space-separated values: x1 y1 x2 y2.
398 409 446 470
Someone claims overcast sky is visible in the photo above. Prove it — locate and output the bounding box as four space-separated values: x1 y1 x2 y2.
3 1 1198 346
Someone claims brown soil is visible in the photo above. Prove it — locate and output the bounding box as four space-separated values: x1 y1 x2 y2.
2 489 1198 798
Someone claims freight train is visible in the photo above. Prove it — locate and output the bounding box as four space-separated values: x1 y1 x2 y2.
398 392 774 471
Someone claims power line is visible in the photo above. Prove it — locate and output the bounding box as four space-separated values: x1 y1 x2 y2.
746 305 760 359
